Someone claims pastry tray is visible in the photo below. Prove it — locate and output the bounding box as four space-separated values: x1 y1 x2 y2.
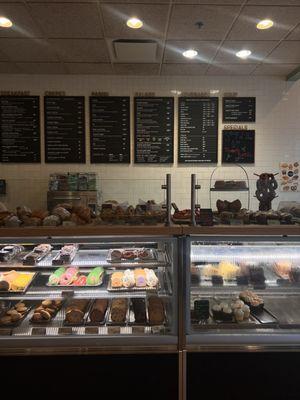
29 299 65 325
191 309 259 330
63 300 92 327
45 273 104 288
107 273 160 292
52 247 78 266
107 248 157 263
106 298 130 326
85 299 110 326
0 271 37 294
22 250 52 266
0 300 34 328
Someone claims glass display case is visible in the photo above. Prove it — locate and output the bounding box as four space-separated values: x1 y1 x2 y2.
185 235 300 350
0 235 178 355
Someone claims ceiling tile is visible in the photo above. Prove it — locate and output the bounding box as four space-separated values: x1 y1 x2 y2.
161 63 208 75
29 3 103 38
247 1 300 5
252 63 300 76
101 4 169 39
49 39 109 62
265 41 300 63
228 6 300 40
0 3 42 38
0 38 59 62
15 62 67 74
287 24 300 40
164 40 220 63
167 5 240 40
65 63 113 74
0 62 20 74
113 63 159 75
215 40 277 63
206 63 257 75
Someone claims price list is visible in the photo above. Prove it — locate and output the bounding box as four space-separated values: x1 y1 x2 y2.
134 97 174 164
44 96 85 163
178 97 218 163
223 97 256 122
90 96 130 163
0 96 40 163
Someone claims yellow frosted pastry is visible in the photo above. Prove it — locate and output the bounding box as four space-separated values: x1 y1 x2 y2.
218 261 240 280
202 264 219 278
10 273 34 291
111 272 124 288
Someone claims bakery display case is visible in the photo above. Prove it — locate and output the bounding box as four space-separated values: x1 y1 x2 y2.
185 235 300 351
0 235 178 355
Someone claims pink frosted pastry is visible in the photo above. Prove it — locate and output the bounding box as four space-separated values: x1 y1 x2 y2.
134 269 146 287
59 267 79 286
73 275 87 286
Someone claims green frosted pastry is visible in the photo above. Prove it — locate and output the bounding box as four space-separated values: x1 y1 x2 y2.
49 267 65 286
87 267 104 286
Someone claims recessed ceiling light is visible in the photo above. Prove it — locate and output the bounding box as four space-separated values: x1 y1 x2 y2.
183 49 198 59
0 17 12 28
126 17 143 29
236 49 252 59
257 19 274 30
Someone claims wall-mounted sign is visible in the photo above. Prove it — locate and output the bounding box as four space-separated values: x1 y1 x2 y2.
223 125 248 130
0 96 40 163
134 97 174 164
178 97 218 163
44 96 85 163
90 96 130 163
223 97 256 122
280 161 299 192
222 130 255 164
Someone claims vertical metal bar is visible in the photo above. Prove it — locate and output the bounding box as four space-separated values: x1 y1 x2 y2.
191 174 196 226
178 350 187 400
166 173 171 226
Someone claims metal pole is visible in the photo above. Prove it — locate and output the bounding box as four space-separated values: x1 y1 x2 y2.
191 174 196 226
162 174 171 226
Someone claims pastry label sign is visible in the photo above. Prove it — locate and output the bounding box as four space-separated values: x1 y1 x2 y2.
223 97 256 122
0 96 41 163
134 97 174 164
90 96 130 163
178 97 218 163
44 96 85 163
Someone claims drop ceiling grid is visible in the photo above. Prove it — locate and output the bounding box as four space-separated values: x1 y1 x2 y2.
0 0 297 75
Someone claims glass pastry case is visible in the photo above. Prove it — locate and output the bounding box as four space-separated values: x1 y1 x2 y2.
0 235 178 355
185 235 300 350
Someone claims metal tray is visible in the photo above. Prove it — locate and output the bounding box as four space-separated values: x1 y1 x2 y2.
0 271 37 294
263 297 300 328
22 250 52 266
46 271 104 288
251 307 278 326
29 299 65 325
107 271 159 292
86 299 109 326
63 300 92 327
107 248 157 264
107 298 129 326
52 246 78 266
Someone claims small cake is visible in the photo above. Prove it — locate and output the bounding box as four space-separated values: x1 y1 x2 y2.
132 298 147 324
239 290 264 311
274 261 292 280
65 299 89 324
89 299 108 323
111 272 124 288
86 267 104 286
202 264 219 279
137 249 151 260
110 298 127 323
59 267 79 286
144 268 159 288
110 249 122 261
218 261 240 280
73 275 87 286
134 269 147 287
48 267 65 286
148 296 165 325
122 269 135 288
122 250 136 260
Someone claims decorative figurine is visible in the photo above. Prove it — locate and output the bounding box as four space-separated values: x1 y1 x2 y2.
254 173 278 211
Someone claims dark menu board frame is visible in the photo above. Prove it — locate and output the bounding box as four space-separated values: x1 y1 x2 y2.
222 130 255 164
134 97 174 164
44 96 85 164
178 97 218 164
90 96 130 164
0 96 40 163
223 97 256 122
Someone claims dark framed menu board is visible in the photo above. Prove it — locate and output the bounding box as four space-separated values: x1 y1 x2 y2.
222 130 255 164
0 96 40 163
223 97 256 122
90 96 130 163
44 96 85 163
178 97 218 163
134 97 174 164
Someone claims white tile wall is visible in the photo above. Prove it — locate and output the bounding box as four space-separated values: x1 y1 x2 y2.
0 74 299 211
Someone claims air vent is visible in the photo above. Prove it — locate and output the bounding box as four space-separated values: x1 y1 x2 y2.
113 40 158 63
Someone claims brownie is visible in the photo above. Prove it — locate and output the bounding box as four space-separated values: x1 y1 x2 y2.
65 299 89 325
132 298 147 324
110 298 127 323
89 299 108 323
148 296 165 325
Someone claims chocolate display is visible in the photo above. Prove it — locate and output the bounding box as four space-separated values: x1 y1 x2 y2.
148 296 165 325
89 299 108 323
110 298 127 323
132 298 147 324
65 299 89 325
23 244 52 265
52 244 78 265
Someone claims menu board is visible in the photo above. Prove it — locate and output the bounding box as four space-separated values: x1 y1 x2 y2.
0 96 40 163
90 96 130 163
44 96 85 163
178 97 218 163
223 97 256 122
134 97 174 163
222 130 255 164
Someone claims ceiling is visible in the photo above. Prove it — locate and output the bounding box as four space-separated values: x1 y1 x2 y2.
0 0 299 76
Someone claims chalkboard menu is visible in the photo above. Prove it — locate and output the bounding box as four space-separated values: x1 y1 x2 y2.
178 97 218 163
0 96 40 163
222 130 255 164
44 96 85 163
90 96 130 163
134 97 174 163
223 97 256 122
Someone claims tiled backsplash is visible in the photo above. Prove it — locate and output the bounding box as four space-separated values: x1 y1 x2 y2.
0 74 299 211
